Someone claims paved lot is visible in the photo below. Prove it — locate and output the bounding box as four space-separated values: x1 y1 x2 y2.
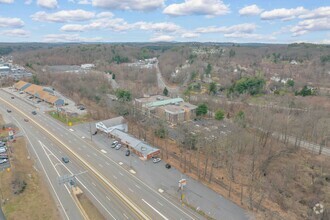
74 122 251 220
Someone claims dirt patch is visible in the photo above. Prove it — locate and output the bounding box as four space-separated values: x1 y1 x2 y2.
77 193 105 220
1 137 60 220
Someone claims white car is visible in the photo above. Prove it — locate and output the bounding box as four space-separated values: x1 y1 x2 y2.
0 159 7 164
115 144 122 150
0 148 7 154
153 158 161 163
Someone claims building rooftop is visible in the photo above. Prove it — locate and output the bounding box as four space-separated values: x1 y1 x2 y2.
24 84 43 95
110 129 159 158
159 104 185 114
145 97 184 108
97 116 126 128
14 80 30 90
135 95 170 104
179 102 197 110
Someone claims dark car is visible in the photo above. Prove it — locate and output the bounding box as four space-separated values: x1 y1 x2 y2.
165 163 171 169
62 157 69 163
32 111 37 115
125 150 130 156
11 96 14 99
28 96 33 99
7 109 11 113
24 118 29 122
36 100 42 103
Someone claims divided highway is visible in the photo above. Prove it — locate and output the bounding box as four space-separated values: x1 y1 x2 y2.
0 89 202 220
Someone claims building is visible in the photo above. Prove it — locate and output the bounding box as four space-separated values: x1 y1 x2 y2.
81 64 95 69
13 80 65 106
110 129 160 160
95 116 128 134
134 95 197 124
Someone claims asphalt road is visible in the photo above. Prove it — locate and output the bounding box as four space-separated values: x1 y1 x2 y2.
0 88 250 220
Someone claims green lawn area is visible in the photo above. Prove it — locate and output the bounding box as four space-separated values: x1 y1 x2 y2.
48 111 88 125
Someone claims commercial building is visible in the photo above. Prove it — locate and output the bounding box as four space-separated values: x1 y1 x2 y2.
13 80 65 106
134 95 197 124
95 116 128 134
110 129 160 160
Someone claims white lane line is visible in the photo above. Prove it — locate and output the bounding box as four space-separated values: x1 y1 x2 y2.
157 201 164 206
98 164 103 168
92 182 96 187
105 162 110 166
135 184 141 189
119 172 124 176
93 153 97 156
69 128 74 132
101 149 107 154
113 175 117 179
128 188 134 193
123 213 129 219
106 196 111 201
142 199 169 220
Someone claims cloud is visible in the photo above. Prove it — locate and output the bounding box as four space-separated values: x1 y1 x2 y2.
25 0 32 4
61 18 131 32
96 12 114 18
92 0 164 11
299 6 330 19
224 33 276 41
195 23 256 34
150 35 175 42
260 7 307 21
181 32 199 38
78 0 91 4
31 10 95 22
291 17 330 36
134 22 181 32
0 17 24 28
239 4 263 16
0 0 14 3
2 29 29 37
37 0 58 9
43 34 102 42
163 0 229 17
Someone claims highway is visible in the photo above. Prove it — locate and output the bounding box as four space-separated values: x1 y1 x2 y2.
0 89 203 220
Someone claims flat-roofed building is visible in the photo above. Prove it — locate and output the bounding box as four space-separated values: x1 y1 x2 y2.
95 116 128 134
110 129 160 160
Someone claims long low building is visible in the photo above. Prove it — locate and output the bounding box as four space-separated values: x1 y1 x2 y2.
13 80 64 106
110 129 160 160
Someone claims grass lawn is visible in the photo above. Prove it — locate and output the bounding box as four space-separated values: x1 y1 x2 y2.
49 111 89 125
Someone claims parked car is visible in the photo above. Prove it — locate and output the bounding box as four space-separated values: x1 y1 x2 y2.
153 158 161 163
32 111 37 115
125 150 130 156
24 118 29 122
115 144 122 150
28 96 33 99
111 141 118 148
7 109 11 113
0 148 6 154
36 100 42 103
0 154 8 159
165 163 171 169
62 157 69 163
11 96 14 99
0 159 7 164
19 91 23 94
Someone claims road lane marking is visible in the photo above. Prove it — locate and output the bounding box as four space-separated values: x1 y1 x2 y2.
123 213 129 219
105 162 110 166
129 169 136 174
98 164 103 168
119 172 124 176
92 182 96 187
135 184 141 189
106 196 111 201
69 128 74 132
113 175 117 179
142 199 168 220
157 201 164 206
93 152 97 156
128 188 134 193
101 149 107 154
119 162 123 165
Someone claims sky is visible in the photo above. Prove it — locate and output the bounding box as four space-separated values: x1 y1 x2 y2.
0 0 329 43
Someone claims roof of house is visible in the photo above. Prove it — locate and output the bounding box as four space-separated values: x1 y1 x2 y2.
14 80 30 90
24 84 43 95
97 116 126 128
135 95 170 104
179 102 197 110
145 97 184 108
110 129 159 157
159 104 185 114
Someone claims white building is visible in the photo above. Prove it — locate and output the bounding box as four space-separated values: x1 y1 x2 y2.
95 116 128 134
81 64 95 69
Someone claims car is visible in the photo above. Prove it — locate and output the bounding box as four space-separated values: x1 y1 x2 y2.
19 91 23 94
111 141 118 148
7 109 11 113
11 96 14 99
115 144 122 150
0 159 7 164
0 154 8 159
36 100 42 103
24 118 29 122
31 111 37 115
0 148 6 154
79 107 85 110
62 157 69 163
153 158 161 163
125 150 130 156
28 96 33 99
165 163 171 169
